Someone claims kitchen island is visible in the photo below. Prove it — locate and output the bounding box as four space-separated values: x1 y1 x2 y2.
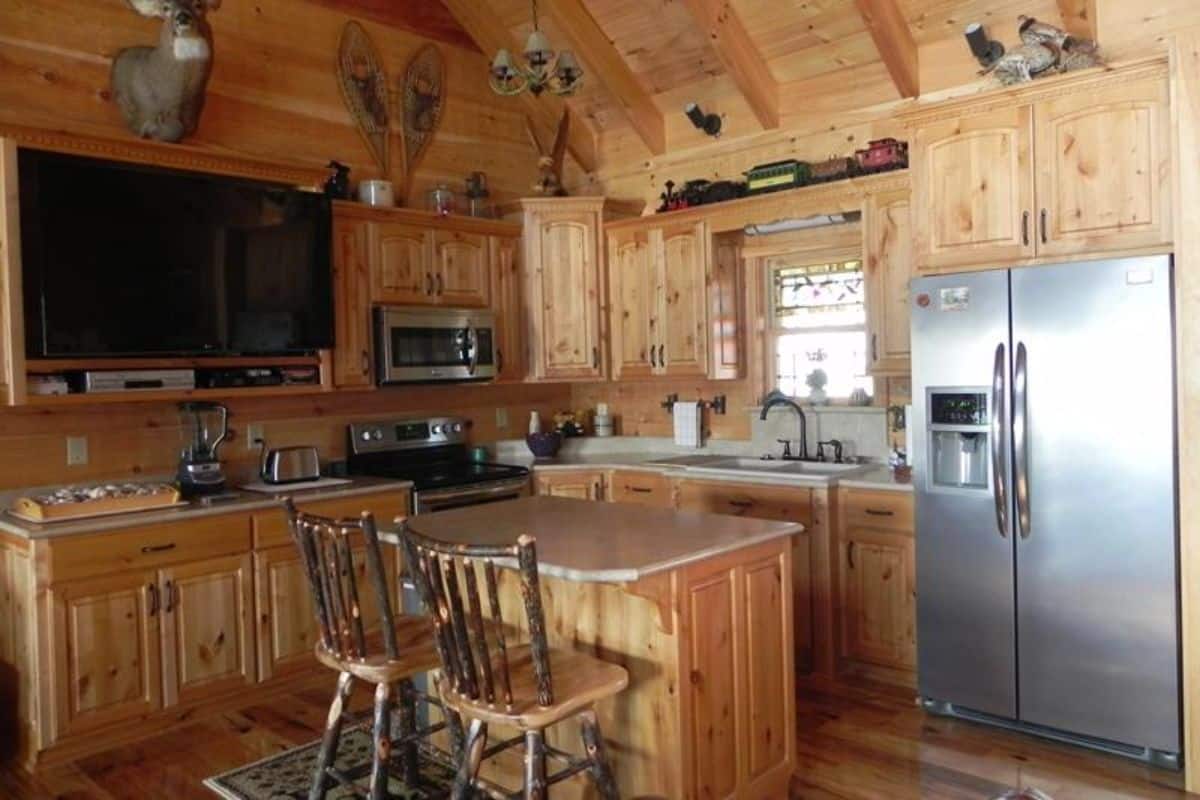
381 495 801 800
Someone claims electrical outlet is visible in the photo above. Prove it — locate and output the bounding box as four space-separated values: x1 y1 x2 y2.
495 408 509 429
66 436 88 466
246 423 264 450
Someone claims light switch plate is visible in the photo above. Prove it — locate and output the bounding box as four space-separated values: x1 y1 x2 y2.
66 436 88 466
495 408 509 429
246 423 264 450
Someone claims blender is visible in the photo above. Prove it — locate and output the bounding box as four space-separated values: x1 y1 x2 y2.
177 401 230 497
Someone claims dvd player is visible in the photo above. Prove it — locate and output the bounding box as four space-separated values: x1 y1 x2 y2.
83 369 196 392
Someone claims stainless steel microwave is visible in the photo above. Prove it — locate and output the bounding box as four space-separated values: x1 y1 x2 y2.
374 307 497 384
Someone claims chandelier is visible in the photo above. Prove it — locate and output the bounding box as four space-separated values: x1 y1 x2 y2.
489 0 583 97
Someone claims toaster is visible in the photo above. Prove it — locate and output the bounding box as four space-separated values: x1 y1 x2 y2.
257 442 322 484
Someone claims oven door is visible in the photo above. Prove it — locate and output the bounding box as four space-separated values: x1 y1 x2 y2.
376 307 497 384
412 477 530 515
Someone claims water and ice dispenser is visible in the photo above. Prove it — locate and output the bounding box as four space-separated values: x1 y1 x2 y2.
927 391 990 489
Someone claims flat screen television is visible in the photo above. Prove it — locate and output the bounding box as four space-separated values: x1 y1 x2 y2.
19 150 333 358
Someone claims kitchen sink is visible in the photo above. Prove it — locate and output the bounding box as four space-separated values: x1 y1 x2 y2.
700 457 868 476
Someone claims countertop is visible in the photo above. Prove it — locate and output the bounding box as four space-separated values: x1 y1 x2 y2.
834 466 913 492
0 476 413 540
379 494 803 583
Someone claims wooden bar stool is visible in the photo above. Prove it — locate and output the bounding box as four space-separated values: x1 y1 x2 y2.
401 524 628 800
284 499 447 800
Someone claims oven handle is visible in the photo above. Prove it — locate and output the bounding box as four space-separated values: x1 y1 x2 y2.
414 477 530 511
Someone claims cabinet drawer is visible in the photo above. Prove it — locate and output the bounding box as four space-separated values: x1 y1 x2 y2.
675 480 813 525
49 514 251 584
608 470 673 507
251 491 410 549
841 489 913 532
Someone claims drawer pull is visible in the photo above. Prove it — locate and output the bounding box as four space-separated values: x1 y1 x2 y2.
141 543 177 554
864 509 894 517
728 500 754 509
847 541 856 568
629 487 654 494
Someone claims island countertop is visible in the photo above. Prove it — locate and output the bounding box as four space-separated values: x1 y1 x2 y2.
382 494 804 583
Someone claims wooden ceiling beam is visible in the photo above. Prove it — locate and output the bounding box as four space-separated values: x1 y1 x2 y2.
680 0 780 130
305 0 480 51
542 0 665 155
439 0 598 174
853 0 919 99
1056 0 1098 42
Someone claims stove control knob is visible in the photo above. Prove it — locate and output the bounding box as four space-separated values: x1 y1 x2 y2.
360 430 372 442
372 429 383 441
452 423 463 433
431 424 443 435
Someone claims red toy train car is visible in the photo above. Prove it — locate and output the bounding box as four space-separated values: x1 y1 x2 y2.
854 138 909 174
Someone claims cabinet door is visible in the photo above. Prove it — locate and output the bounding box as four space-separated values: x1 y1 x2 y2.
607 470 672 507
842 527 915 669
254 545 319 681
433 230 490 307
533 470 606 500
160 554 254 705
332 218 373 388
528 214 605 380
864 190 912 375
607 228 656 380
657 222 709 377
490 236 525 382
709 234 744 380
52 569 162 738
374 223 434 305
675 480 812 525
911 105 1035 271
1034 76 1171 257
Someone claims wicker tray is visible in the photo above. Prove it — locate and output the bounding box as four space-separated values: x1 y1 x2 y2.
10 485 184 522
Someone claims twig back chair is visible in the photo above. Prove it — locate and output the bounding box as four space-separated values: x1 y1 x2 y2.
285 499 443 800
402 523 627 800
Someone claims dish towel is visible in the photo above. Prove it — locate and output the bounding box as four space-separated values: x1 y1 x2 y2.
673 401 703 448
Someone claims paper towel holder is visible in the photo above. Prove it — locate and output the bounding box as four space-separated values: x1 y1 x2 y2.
661 394 727 415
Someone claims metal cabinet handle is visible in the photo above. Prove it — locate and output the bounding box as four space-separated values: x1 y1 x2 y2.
1014 342 1031 539
164 580 175 613
147 583 159 616
592 347 600 370
658 345 665 367
1039 209 1048 244
497 348 504 373
436 273 444 295
847 541 856 569
649 345 657 368
864 508 894 517
361 349 370 376
728 499 754 509
871 334 878 363
592 482 603 499
1022 211 1030 246
426 273 434 295
991 342 1009 539
629 487 654 494
141 543 176 554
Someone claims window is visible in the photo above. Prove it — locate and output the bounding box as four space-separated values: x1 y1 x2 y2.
770 257 873 400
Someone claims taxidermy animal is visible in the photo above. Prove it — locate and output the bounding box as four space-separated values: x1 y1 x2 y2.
111 0 221 143
526 112 570 197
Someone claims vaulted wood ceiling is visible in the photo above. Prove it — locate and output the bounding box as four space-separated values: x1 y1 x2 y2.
348 0 1082 171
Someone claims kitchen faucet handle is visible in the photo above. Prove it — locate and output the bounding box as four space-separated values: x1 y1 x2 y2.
776 439 793 459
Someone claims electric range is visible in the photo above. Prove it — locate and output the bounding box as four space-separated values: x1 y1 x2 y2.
346 416 530 514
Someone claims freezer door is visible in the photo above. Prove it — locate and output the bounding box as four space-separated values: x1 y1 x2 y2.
1011 256 1178 753
911 269 1016 719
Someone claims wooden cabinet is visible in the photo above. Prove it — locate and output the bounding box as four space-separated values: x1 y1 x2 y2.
160 554 254 707
331 216 373 388
373 222 433 305
608 470 673 507
680 542 795 799
863 189 912 375
432 229 490 307
607 220 739 380
1033 75 1171 257
837 488 915 672
522 198 608 381
709 233 744 381
908 64 1170 272
490 236 525 382
51 569 163 738
533 469 607 500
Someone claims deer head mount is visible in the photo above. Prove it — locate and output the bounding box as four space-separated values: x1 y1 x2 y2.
111 0 221 143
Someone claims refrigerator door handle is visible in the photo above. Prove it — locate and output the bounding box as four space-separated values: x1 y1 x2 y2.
991 342 1009 538
1014 341 1031 539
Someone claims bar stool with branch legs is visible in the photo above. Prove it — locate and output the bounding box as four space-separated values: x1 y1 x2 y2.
401 523 628 800
284 499 452 800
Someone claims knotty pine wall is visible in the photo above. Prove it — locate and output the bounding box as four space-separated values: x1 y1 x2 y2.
1 0 543 205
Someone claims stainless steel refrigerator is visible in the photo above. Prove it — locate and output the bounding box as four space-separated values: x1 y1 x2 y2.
911 255 1180 766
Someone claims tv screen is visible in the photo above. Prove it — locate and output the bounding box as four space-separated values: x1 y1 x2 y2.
19 150 333 357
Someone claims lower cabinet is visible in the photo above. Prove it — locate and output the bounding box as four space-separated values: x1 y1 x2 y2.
607 470 673 507
533 469 607 500
837 488 916 672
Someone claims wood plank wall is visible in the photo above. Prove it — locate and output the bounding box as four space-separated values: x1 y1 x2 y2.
0 0 545 206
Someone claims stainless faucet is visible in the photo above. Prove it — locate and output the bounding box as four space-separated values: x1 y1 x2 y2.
759 390 810 461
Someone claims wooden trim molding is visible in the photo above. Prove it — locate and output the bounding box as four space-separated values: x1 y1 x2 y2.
332 200 523 236
0 122 329 189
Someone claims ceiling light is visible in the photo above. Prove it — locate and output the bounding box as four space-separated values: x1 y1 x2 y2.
490 0 583 97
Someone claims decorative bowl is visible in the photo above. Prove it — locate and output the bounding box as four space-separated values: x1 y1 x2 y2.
525 431 563 458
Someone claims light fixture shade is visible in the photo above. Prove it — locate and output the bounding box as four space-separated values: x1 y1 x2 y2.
524 28 554 66
556 50 580 76
491 48 514 77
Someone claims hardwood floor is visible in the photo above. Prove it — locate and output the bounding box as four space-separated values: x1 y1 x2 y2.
0 675 1192 799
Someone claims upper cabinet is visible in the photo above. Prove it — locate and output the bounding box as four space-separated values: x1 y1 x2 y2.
331 215 373 388
490 236 525 382
606 219 741 381
522 198 608 382
906 61 1171 272
863 189 912 375
373 223 432 305
432 229 490 307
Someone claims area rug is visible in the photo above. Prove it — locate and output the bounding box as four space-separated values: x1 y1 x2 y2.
204 722 456 800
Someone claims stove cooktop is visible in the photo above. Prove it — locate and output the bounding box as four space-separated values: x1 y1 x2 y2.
355 460 529 492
